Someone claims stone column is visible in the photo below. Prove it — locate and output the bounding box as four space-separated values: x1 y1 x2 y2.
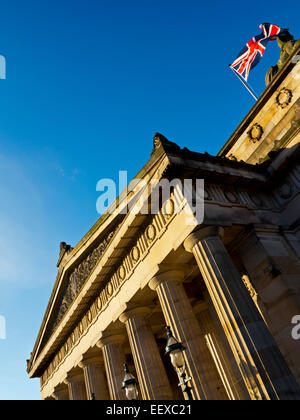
52 383 69 400
149 271 228 400
97 334 127 400
78 356 109 400
184 226 300 401
238 226 300 384
202 290 251 400
195 303 243 400
64 371 87 400
119 307 173 400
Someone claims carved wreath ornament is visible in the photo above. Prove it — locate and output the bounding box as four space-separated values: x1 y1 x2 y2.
276 88 293 109
247 123 264 143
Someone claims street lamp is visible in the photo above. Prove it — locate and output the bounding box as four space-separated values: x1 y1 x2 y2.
122 363 139 400
165 326 193 400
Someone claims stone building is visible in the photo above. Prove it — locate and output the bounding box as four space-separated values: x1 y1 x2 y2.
27 43 300 400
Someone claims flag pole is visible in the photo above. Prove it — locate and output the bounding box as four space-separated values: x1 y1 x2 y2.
230 67 259 101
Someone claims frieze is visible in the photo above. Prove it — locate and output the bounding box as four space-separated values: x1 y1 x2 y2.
224 190 239 204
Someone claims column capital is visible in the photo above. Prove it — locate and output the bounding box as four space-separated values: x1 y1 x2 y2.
63 370 82 385
78 356 103 369
54 383 67 393
119 306 151 324
184 226 224 253
96 333 125 349
52 383 69 400
149 270 185 291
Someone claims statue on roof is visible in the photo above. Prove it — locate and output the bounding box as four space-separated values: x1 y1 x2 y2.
266 30 300 86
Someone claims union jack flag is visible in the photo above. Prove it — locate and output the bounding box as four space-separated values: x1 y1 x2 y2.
230 23 287 82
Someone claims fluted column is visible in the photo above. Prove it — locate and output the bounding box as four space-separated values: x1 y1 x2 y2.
52 383 69 400
97 334 127 400
64 371 87 400
184 226 300 401
78 356 109 400
238 226 300 384
195 303 243 400
149 271 228 400
119 307 173 400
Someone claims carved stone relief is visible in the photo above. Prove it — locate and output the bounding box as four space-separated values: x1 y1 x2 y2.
276 88 293 109
51 229 117 332
247 123 264 143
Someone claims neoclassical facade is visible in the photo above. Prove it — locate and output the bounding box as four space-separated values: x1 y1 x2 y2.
27 44 300 401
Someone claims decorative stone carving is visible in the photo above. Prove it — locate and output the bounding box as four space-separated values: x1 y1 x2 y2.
51 230 117 333
87 309 92 323
118 266 126 281
162 198 175 219
247 123 264 143
224 190 239 204
276 88 293 109
152 133 181 155
57 242 72 268
131 246 140 263
96 296 102 311
228 154 238 161
146 224 157 242
153 135 162 151
242 275 257 299
106 282 113 297
266 30 300 86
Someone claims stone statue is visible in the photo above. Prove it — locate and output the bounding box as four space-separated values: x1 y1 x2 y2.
266 30 300 86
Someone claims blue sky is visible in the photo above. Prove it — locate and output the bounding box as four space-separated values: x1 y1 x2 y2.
0 0 299 400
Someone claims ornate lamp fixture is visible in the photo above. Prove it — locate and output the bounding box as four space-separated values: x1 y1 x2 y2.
165 326 193 400
122 364 139 400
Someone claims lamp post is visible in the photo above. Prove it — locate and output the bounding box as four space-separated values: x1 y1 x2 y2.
122 364 139 400
165 326 193 400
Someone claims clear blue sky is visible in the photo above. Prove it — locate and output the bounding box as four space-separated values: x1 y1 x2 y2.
0 0 298 400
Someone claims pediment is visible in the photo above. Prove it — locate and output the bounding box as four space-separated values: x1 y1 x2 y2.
42 221 122 348
28 133 300 377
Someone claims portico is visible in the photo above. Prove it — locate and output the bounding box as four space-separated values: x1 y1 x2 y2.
27 48 300 401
